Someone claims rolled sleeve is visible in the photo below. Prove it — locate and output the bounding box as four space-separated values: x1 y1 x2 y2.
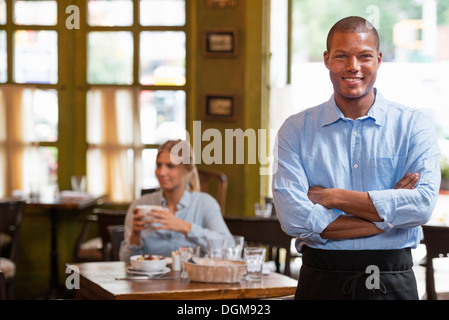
304 204 342 237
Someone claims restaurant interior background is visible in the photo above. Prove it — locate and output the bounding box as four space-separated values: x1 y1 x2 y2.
0 0 448 299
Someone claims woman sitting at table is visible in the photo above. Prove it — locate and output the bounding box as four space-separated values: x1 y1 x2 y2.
119 139 232 261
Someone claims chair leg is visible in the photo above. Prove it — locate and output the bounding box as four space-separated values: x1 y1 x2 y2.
425 260 437 300
0 272 6 300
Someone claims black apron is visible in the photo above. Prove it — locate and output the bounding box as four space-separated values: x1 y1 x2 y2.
295 246 419 300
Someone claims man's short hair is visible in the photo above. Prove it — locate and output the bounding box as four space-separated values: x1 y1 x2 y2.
326 16 380 52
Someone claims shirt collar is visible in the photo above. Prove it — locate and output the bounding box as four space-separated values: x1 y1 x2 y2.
322 88 386 127
161 189 192 210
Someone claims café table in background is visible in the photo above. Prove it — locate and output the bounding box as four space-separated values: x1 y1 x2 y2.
26 192 105 297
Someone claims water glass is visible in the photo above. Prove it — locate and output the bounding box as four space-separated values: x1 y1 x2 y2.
254 202 272 218
225 235 244 261
179 246 197 279
71 175 86 192
207 237 226 259
244 247 266 281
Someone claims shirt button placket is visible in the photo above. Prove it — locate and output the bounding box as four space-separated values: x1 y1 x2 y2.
351 121 363 190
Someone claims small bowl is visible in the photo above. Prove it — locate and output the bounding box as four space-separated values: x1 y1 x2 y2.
130 255 167 272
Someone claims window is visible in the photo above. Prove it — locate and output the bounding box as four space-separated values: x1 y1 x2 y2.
0 0 59 200
0 0 188 202
270 0 449 185
86 0 187 201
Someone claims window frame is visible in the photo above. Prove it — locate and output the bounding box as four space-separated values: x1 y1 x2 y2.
81 0 189 199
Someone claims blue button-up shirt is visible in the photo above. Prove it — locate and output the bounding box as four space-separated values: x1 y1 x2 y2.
119 190 233 261
273 89 441 251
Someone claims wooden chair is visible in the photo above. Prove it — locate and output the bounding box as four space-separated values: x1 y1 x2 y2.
107 225 125 261
0 199 26 299
197 167 228 214
422 225 449 300
73 209 126 262
73 189 159 262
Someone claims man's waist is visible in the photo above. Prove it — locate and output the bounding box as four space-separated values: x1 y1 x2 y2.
301 245 414 272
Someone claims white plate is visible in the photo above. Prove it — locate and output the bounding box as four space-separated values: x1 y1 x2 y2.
126 266 171 276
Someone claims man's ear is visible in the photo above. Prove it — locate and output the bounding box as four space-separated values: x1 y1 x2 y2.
323 51 330 70
377 51 383 69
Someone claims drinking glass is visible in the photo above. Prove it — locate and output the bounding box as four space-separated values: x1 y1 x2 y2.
254 202 272 218
179 246 197 279
71 175 86 192
207 237 226 259
244 247 266 281
225 235 244 261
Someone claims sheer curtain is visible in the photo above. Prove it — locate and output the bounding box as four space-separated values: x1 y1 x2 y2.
0 86 40 199
86 88 140 202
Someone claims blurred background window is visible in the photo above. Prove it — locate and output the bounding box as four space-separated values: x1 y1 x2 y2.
87 31 134 85
140 0 185 26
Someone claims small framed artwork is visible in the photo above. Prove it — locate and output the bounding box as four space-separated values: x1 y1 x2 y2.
203 94 237 121
203 29 238 58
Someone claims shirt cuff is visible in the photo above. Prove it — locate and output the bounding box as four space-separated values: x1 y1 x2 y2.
368 190 395 232
301 204 342 244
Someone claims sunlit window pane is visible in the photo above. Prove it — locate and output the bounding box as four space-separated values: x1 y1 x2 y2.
140 0 185 26
88 0 133 26
142 148 158 189
140 32 185 85
0 0 6 24
0 31 6 82
14 30 58 84
14 0 57 26
88 32 133 84
140 90 186 144
32 89 58 142
23 146 58 199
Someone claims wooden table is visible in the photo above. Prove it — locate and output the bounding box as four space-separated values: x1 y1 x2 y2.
26 195 104 297
70 261 297 300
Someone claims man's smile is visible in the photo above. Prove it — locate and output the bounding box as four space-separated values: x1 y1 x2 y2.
342 77 364 84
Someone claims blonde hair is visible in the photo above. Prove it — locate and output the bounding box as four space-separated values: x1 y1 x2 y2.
157 140 200 192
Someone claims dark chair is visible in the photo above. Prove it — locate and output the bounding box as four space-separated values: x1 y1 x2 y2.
197 167 228 214
73 209 126 262
224 216 294 277
73 189 159 262
0 199 26 299
0 270 6 300
422 225 449 300
107 225 125 261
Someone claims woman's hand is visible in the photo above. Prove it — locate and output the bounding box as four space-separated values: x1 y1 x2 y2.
129 208 147 245
149 208 192 236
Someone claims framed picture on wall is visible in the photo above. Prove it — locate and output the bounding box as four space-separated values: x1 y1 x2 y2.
203 29 238 58
203 94 237 121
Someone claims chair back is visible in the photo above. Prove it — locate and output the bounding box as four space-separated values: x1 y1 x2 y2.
107 225 125 261
422 225 449 300
94 209 126 261
422 225 449 260
197 167 227 214
224 216 293 276
0 200 26 264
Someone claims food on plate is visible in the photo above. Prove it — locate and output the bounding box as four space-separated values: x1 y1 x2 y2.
137 254 165 261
